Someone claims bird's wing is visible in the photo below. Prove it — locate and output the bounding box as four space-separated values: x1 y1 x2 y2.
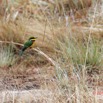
19 40 33 56
21 40 33 52
24 40 33 47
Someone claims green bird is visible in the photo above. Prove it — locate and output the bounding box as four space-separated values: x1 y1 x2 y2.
19 37 37 56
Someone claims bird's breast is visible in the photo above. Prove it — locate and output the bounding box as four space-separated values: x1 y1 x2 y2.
30 41 35 48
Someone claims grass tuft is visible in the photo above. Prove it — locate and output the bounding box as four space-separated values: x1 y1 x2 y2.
0 45 15 67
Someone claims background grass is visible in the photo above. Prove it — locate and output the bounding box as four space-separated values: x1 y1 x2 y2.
0 0 103 103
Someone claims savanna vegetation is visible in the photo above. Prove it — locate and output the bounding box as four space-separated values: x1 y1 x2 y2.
0 0 103 103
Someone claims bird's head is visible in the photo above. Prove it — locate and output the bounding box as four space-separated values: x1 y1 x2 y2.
29 37 37 41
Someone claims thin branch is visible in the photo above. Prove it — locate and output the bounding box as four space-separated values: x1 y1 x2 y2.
0 40 58 67
0 40 23 46
33 47 56 66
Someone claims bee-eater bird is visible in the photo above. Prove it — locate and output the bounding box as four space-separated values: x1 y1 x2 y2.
19 37 37 56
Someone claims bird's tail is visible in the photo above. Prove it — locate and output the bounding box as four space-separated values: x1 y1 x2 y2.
19 47 27 56
19 50 23 56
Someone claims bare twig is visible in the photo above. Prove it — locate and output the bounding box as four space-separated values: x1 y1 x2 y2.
0 40 58 67
33 47 56 66
0 40 23 46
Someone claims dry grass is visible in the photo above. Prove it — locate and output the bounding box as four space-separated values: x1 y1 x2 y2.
0 0 103 103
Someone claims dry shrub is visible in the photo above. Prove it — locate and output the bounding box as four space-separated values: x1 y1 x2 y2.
46 0 92 18
0 45 15 68
0 20 25 43
68 0 92 9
